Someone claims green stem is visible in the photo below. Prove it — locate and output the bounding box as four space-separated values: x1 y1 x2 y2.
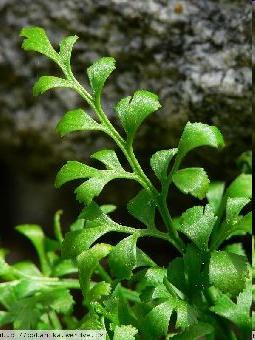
49 311 62 330
70 77 184 253
54 210 64 243
96 264 112 283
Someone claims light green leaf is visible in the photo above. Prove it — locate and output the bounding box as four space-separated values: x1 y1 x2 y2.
56 109 103 137
109 234 138 280
172 322 214 339
59 35 78 67
175 300 197 329
20 27 59 62
179 205 217 250
150 148 177 182
224 243 246 257
100 204 117 214
127 189 156 228
52 259 78 277
116 90 161 140
232 212 252 235
210 285 252 338
227 174 252 199
226 197 250 224
87 282 111 303
62 225 113 259
33 76 72 96
144 301 173 339
173 167 210 199
113 325 138 340
91 149 123 170
206 182 225 213
15 225 49 275
55 161 97 188
209 250 249 296
77 243 111 297
74 174 113 205
143 268 167 287
178 122 224 160
87 57 116 97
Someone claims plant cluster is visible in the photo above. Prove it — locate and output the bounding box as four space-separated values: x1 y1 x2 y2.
0 27 252 339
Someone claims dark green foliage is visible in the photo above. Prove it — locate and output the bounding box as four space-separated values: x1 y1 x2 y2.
0 27 251 338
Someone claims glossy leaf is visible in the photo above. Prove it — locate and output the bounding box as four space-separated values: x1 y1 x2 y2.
55 161 97 188
87 282 111 303
210 285 252 338
59 35 78 67
172 322 214 339
227 174 252 199
109 234 138 279
150 148 177 182
177 122 224 160
113 325 138 340
144 301 173 339
127 189 156 228
20 27 58 62
77 243 111 296
178 205 217 250
87 57 116 97
206 182 225 213
56 109 103 137
226 197 250 224
91 149 123 170
173 167 210 199
116 90 161 140
33 76 72 96
209 250 249 296
62 224 114 259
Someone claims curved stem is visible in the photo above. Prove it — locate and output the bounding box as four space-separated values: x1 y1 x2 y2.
69 77 184 253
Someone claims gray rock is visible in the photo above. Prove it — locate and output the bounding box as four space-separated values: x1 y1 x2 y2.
0 0 251 228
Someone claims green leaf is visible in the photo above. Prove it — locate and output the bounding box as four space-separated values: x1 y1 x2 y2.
177 122 224 160
206 182 225 213
144 301 174 339
52 259 78 277
183 244 202 292
74 173 113 205
232 212 252 236
33 76 72 96
175 300 197 329
210 285 252 338
100 204 117 214
87 282 111 303
15 225 50 275
224 243 246 257
56 109 103 137
150 148 178 182
167 258 186 294
209 250 249 296
20 27 59 62
55 161 97 188
87 57 116 97
109 234 138 279
226 197 250 224
173 167 210 199
127 189 156 228
62 224 113 259
143 268 167 287
91 149 123 170
59 35 78 68
227 174 252 199
178 205 217 250
116 90 161 141
172 322 214 339
113 325 138 340
77 243 111 297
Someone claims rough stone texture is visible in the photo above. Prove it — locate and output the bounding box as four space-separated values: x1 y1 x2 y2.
0 0 252 233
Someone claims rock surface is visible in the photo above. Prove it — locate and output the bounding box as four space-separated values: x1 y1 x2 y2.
0 0 252 231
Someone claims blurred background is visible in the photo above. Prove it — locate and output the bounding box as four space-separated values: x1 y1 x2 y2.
0 0 252 264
